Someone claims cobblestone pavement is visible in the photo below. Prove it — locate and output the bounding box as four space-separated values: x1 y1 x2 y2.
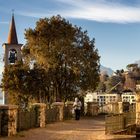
1 115 137 140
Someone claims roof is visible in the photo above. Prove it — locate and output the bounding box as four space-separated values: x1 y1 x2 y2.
122 89 133 92
7 14 18 44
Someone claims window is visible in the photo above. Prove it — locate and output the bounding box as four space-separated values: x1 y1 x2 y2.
131 96 134 99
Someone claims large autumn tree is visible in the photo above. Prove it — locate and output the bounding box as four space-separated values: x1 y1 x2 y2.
3 15 100 105
24 15 100 100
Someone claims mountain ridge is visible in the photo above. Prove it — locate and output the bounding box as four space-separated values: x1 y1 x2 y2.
100 65 114 76
135 60 140 66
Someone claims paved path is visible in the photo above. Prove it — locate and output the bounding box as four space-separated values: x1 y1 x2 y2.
1 115 137 140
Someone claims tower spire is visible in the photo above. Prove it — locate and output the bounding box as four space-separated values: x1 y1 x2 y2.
7 11 18 44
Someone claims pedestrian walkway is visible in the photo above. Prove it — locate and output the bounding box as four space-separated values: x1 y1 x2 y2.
1 115 137 140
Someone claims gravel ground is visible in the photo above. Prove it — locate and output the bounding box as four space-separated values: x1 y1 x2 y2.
0 115 137 140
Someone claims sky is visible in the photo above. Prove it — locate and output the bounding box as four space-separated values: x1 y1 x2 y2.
0 0 140 73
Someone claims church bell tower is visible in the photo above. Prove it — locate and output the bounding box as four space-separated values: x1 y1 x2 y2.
2 13 23 104
3 13 23 67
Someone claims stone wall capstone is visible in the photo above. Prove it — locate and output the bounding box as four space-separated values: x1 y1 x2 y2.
32 103 46 128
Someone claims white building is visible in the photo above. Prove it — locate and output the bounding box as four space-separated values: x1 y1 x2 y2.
84 92 120 106
121 91 136 104
84 92 97 103
84 90 136 107
97 93 120 106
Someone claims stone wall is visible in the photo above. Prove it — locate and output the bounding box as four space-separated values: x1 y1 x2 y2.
106 112 136 135
0 105 18 136
136 94 140 138
98 102 134 115
51 102 64 121
87 102 98 116
32 103 46 128
105 103 119 114
0 102 73 137
0 103 47 136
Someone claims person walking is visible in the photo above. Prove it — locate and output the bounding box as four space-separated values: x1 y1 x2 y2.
73 97 82 120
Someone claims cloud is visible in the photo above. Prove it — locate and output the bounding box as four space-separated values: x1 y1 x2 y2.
54 0 140 23
18 0 140 23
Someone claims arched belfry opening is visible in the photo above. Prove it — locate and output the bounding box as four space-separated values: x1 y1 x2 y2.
8 49 17 64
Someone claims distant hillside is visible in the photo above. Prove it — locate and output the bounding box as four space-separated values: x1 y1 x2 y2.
100 65 114 76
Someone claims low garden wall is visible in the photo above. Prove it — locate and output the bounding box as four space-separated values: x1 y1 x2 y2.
0 102 74 137
105 111 136 134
